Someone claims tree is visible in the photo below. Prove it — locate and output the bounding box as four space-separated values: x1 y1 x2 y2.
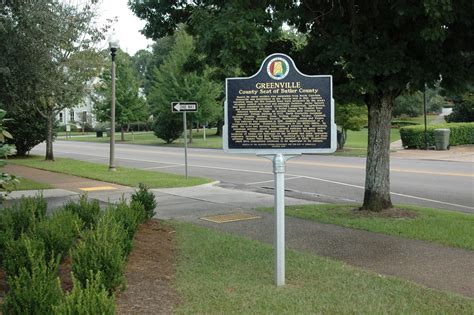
445 91 474 122
148 28 222 144
292 1 473 211
94 50 149 141
0 2 49 155
393 92 424 118
335 103 367 149
4 110 49 156
393 87 447 117
132 1 474 211
131 37 175 96
0 0 105 161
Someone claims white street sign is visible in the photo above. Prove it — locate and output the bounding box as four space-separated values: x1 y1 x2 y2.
171 102 198 112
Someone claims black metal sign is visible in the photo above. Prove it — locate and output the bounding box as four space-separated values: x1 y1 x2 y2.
224 53 335 154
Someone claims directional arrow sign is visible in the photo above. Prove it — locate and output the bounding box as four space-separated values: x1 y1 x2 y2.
171 102 198 112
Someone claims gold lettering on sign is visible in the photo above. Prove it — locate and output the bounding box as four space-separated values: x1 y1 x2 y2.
230 89 329 148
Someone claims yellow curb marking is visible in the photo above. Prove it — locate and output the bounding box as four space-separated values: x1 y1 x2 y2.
79 186 117 192
201 213 261 224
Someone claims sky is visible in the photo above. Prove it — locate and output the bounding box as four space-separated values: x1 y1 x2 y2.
97 0 153 55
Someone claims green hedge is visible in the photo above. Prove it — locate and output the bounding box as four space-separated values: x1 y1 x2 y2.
400 122 474 148
391 120 419 129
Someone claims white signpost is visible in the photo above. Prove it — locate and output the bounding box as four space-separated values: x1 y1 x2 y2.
224 53 336 286
172 101 198 179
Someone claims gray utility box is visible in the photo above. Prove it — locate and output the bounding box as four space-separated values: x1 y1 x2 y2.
434 128 450 150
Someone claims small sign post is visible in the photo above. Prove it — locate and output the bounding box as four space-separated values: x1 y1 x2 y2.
66 124 71 139
224 53 336 286
172 102 198 179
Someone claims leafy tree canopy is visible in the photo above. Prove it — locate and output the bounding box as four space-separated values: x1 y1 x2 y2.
148 28 222 143
0 0 106 159
131 0 473 211
94 49 149 140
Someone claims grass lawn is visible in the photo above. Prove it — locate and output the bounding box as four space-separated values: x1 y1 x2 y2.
8 177 52 191
56 131 95 136
393 114 439 125
344 128 401 148
173 222 474 314
58 129 223 149
257 204 474 251
8 156 211 188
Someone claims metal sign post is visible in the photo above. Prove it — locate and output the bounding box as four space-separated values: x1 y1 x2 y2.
172 102 198 179
203 122 206 141
223 53 336 287
183 111 188 178
260 153 300 286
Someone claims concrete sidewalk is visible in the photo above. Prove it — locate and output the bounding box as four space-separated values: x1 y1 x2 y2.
3 165 474 298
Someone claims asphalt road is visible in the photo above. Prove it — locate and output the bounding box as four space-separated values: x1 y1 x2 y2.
31 141 474 213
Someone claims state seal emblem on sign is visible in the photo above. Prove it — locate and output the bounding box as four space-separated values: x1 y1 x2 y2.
267 57 289 80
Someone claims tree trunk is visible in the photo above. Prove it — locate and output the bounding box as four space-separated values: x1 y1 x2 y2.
45 109 54 161
216 118 223 136
361 93 394 211
121 125 125 141
337 128 347 150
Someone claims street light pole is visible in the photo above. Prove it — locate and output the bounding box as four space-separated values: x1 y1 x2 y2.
108 34 119 171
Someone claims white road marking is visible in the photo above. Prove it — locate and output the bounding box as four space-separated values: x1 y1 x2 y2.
54 150 474 210
296 174 474 210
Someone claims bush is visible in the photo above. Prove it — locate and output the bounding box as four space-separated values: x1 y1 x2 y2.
5 109 48 156
131 183 157 220
400 122 474 148
63 195 100 230
3 195 47 239
71 211 126 292
3 234 46 277
35 210 82 261
2 240 62 315
0 210 14 263
53 271 115 315
153 113 182 144
445 100 474 123
109 199 143 255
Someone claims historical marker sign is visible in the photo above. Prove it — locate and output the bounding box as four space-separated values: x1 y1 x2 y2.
224 53 336 154
171 101 198 112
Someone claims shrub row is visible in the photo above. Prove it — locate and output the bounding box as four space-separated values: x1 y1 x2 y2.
1 185 157 314
399 122 474 148
0 195 46 263
391 120 419 128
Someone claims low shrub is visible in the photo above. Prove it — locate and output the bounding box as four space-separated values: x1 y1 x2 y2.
109 199 143 254
131 183 157 220
70 210 126 292
63 195 100 230
8 195 47 238
2 240 62 315
35 210 82 261
53 271 115 315
3 234 46 277
400 122 474 148
0 211 14 263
